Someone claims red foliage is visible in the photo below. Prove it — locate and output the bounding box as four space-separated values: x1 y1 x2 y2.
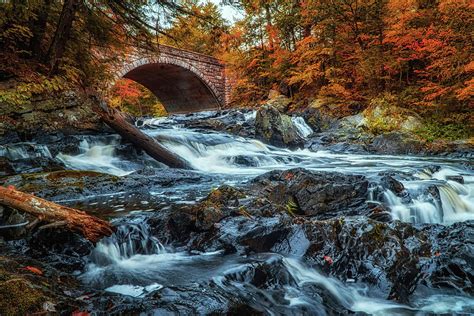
21 266 43 275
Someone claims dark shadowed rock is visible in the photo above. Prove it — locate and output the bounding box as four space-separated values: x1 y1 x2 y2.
302 217 474 302
370 132 424 155
300 107 337 133
380 175 406 196
0 157 15 176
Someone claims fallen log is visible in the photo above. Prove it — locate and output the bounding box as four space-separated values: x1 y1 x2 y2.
0 186 114 243
91 95 192 169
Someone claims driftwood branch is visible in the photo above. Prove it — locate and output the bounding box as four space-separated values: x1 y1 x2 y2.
91 95 192 169
0 186 114 243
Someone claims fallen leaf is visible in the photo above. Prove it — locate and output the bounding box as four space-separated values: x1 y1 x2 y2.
323 255 334 265
21 266 43 275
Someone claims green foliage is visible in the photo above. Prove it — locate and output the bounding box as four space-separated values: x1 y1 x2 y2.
0 72 77 107
414 115 472 141
285 199 298 217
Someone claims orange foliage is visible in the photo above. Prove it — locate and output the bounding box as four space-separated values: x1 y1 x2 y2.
225 0 473 108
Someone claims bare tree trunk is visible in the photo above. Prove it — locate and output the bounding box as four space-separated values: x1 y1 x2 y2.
30 0 52 60
47 0 80 73
92 97 192 169
0 186 114 243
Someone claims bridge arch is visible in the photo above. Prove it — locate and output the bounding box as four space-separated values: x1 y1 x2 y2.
115 47 228 114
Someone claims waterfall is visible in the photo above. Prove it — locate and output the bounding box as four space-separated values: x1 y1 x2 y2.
50 112 474 225
282 257 474 315
383 167 474 224
291 116 313 138
0 143 52 160
56 138 133 176
89 222 166 266
244 110 257 122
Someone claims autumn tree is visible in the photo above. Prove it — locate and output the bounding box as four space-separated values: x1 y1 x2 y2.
162 0 228 56
225 0 472 111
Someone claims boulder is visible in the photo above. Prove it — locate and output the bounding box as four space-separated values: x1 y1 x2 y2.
370 132 424 155
250 168 369 218
380 175 406 195
255 105 304 148
266 90 291 112
172 185 246 232
362 99 422 135
301 107 337 132
303 217 474 302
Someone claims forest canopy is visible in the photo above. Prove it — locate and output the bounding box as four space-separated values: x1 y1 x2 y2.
0 0 472 125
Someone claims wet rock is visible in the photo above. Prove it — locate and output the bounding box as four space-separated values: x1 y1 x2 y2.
0 169 208 201
367 202 393 222
250 168 369 218
370 132 424 155
446 175 464 184
266 90 291 112
0 252 84 315
181 109 256 138
301 107 337 133
185 118 226 131
302 217 473 302
381 175 405 195
255 105 304 148
228 155 261 167
0 131 21 145
326 142 367 154
25 229 93 272
9 157 65 174
175 185 246 232
424 221 473 295
0 206 29 240
0 157 15 176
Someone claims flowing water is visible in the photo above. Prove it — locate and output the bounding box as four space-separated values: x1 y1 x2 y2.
4 110 474 314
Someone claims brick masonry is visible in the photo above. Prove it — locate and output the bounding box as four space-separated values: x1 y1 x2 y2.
116 45 231 113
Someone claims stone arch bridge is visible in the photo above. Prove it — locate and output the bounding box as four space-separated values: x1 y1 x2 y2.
115 45 232 114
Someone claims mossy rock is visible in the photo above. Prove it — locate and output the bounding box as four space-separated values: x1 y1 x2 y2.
1 170 121 200
0 278 47 315
188 185 246 231
363 96 422 135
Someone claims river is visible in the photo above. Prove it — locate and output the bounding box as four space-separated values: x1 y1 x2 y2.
2 110 473 314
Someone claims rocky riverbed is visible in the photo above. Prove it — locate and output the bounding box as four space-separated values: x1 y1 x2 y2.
0 108 473 314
